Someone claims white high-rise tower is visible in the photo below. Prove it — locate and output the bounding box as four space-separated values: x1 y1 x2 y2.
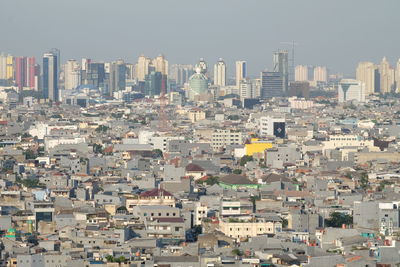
235 61 246 87
213 58 226 87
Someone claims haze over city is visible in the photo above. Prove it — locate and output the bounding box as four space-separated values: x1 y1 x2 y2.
1 1 400 267
1 0 399 75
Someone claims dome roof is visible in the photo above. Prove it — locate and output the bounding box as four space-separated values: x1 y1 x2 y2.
189 73 208 81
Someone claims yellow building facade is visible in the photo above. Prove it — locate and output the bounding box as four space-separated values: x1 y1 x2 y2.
245 139 273 156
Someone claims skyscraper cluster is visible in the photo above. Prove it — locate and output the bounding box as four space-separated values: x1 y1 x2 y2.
0 48 364 104
0 53 39 90
356 57 400 95
294 65 328 85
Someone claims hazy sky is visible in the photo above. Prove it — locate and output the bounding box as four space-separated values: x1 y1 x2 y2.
0 0 399 76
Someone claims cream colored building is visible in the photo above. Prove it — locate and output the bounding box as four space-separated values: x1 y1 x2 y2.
218 217 282 241
214 58 226 87
188 109 206 123
135 54 151 81
0 53 14 80
235 61 246 87
322 135 375 155
152 54 168 76
313 66 327 82
355 152 400 164
396 59 400 92
295 65 308 81
379 57 395 93
212 129 243 151
64 59 81 90
356 61 378 95
194 202 208 226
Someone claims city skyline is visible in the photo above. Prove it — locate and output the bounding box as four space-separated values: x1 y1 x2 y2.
0 0 399 76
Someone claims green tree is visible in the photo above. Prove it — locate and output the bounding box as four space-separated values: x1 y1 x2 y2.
231 249 243 256
233 169 242 175
21 133 32 138
93 144 103 154
325 212 353 228
360 172 369 190
205 176 219 185
153 149 163 158
95 125 109 133
282 218 288 228
378 180 393 191
240 155 253 166
23 149 36 160
227 115 240 120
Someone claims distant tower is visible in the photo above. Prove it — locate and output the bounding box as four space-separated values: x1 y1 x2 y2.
64 59 81 90
43 52 59 101
356 62 378 95
379 57 395 94
396 59 400 92
213 58 226 87
135 54 151 81
152 54 169 76
261 71 284 99
15 57 35 91
109 59 127 96
295 65 308 82
198 58 208 75
313 66 328 83
273 50 289 93
235 61 247 87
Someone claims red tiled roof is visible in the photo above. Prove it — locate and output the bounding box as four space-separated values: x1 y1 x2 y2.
140 188 173 198
185 163 204 172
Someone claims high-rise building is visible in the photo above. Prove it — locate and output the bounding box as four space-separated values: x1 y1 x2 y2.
338 79 365 103
235 61 247 87
295 65 308 82
15 57 36 90
379 57 395 94
50 48 61 77
144 71 166 96
64 59 81 90
170 64 194 86
356 62 379 95
261 71 284 99
0 54 14 81
213 58 226 87
239 78 255 100
135 55 152 81
109 59 127 96
313 66 328 83
396 59 400 92
273 50 289 92
152 55 168 76
126 63 135 80
81 63 106 90
188 66 209 100
81 58 91 71
0 53 7 80
43 52 59 101
198 58 208 75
